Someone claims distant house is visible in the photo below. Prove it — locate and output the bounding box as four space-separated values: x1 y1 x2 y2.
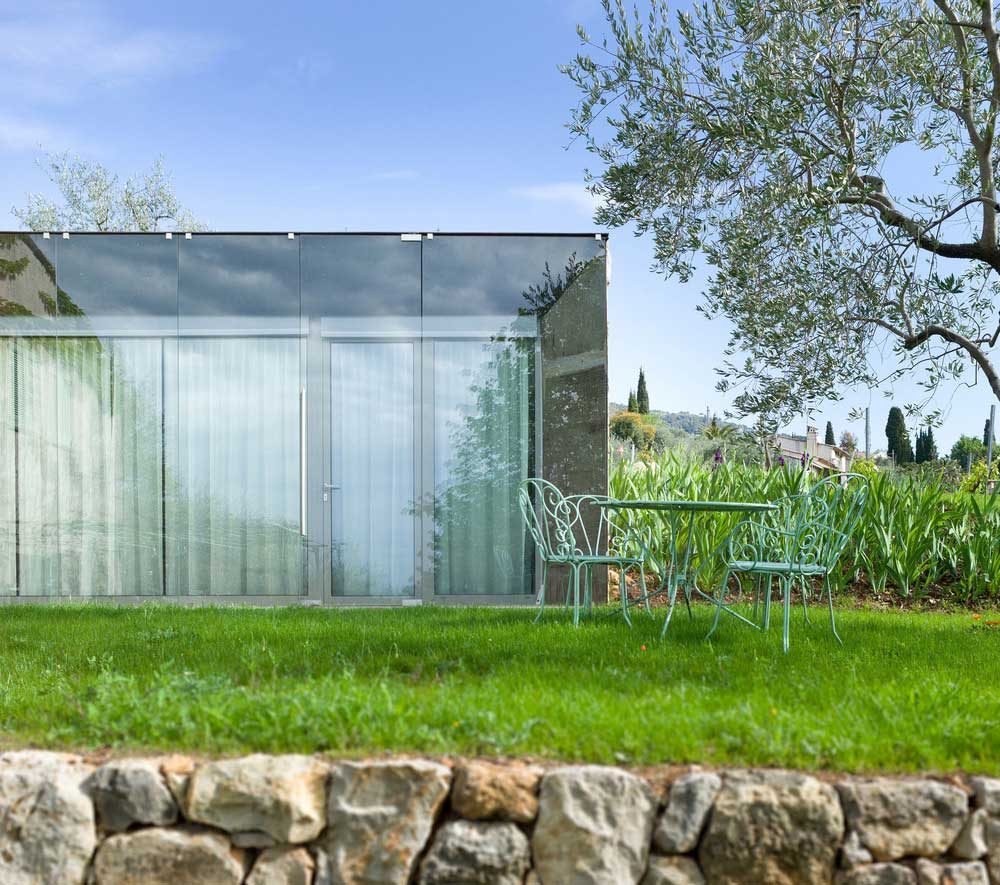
773 425 852 473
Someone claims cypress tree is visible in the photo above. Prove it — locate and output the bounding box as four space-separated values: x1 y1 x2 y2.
627 389 638 412
924 426 938 461
886 407 903 461
915 429 926 464
636 368 650 414
886 407 913 464
824 421 835 445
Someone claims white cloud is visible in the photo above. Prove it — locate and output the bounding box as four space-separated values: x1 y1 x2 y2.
0 115 64 152
512 182 603 216
0 6 226 102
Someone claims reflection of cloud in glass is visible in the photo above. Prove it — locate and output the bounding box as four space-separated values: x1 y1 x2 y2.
301 235 420 317
423 236 602 316
58 235 176 316
180 236 298 316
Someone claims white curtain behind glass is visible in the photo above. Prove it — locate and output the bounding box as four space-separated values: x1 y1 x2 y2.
57 338 163 596
166 337 304 596
330 342 415 597
12 337 163 596
0 339 14 594
16 339 63 594
433 340 531 595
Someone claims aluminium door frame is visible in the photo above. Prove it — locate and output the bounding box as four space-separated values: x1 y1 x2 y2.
316 332 423 606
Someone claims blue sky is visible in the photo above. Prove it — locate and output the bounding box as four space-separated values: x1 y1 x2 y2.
0 0 995 451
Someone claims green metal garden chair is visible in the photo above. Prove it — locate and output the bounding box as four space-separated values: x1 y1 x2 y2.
518 478 648 626
706 473 869 652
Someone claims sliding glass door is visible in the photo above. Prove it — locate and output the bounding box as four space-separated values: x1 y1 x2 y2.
328 341 416 598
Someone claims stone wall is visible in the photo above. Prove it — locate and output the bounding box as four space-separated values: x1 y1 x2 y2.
2 751 999 884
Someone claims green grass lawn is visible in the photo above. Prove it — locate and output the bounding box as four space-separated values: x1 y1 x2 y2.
1 603 998 774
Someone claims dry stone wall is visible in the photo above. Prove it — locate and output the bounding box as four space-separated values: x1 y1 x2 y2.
2 751 1000 884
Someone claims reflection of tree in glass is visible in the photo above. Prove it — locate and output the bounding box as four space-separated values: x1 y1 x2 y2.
430 340 534 595
427 253 603 595
518 253 587 316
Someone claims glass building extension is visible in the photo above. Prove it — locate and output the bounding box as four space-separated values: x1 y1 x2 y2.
0 232 608 603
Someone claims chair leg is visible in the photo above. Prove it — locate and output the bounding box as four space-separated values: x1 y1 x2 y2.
825 574 842 645
800 576 811 626
752 575 762 621
782 577 791 654
640 563 652 616
618 561 633 627
571 564 581 627
763 575 773 631
584 564 594 616
659 575 681 641
705 569 730 641
533 561 549 624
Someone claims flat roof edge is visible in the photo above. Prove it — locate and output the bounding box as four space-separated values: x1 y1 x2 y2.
0 230 609 238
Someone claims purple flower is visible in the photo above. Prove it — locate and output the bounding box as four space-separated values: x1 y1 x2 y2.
777 455 786 467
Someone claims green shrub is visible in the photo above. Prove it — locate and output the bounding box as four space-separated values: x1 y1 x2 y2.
609 450 1000 602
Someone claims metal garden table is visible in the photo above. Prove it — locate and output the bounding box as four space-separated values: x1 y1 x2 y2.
599 499 779 639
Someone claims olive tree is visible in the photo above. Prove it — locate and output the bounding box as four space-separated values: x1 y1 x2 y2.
13 152 204 232
565 0 1000 423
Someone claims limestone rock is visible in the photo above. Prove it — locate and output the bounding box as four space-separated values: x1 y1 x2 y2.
419 819 531 885
159 754 194 807
652 772 721 854
951 808 988 860
93 825 247 885
914 858 989 885
532 765 657 885
642 855 706 885
971 777 1000 815
838 863 917 884
841 831 875 868
451 759 542 823
85 758 178 832
698 770 844 885
837 778 968 861
320 759 451 885
185 754 328 843
985 817 1000 885
0 751 96 885
231 830 277 848
246 846 315 885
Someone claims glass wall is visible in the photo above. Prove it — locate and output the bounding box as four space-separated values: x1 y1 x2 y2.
0 232 607 602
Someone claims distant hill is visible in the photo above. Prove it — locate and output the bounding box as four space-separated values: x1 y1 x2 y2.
609 404 727 436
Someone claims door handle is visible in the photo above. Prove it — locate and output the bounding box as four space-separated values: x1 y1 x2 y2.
324 483 341 491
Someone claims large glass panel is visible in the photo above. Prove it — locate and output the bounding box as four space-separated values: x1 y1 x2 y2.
53 337 164 595
169 235 304 596
1 234 59 595
0 338 14 594
165 338 304 596
11 336 165 597
178 235 299 332
14 338 61 594
55 234 177 334
433 339 533 596
421 234 603 334
0 233 58 329
301 234 420 329
330 342 415 596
